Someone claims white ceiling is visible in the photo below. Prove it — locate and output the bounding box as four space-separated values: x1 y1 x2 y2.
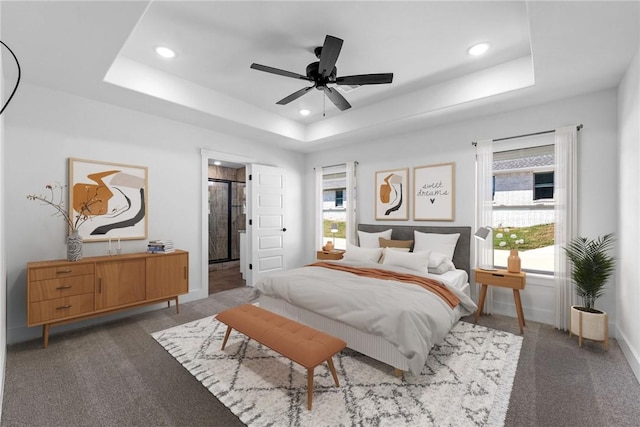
2 1 639 153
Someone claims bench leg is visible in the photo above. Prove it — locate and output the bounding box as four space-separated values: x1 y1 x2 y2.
221 326 233 350
306 358 340 410
327 357 340 387
307 368 314 410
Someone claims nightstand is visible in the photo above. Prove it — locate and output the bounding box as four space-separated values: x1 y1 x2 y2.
474 269 526 333
316 250 345 261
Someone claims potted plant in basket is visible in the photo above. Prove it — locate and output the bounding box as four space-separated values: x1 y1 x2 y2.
564 233 615 349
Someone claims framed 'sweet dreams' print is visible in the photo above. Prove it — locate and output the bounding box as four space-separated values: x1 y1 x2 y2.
413 162 455 221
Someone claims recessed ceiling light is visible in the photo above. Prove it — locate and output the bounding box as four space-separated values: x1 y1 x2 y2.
213 161 221 166
155 46 176 59
299 109 311 116
467 42 490 56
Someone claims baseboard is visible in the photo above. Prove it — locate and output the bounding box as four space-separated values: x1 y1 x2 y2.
615 326 640 384
492 300 554 326
8 288 210 345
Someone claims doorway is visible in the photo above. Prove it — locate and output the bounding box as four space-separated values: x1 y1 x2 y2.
208 165 246 294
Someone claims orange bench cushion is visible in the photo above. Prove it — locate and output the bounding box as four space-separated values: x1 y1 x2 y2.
216 304 346 369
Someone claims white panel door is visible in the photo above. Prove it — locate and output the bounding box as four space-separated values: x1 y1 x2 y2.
247 164 286 285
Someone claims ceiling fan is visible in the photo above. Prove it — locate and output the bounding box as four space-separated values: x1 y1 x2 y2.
250 35 393 112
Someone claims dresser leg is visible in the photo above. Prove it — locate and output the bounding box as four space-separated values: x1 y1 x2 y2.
42 324 50 348
175 297 180 314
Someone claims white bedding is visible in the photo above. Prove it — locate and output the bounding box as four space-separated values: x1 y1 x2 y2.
254 260 477 375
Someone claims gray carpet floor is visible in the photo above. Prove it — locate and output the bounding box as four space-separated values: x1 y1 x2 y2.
2 287 639 427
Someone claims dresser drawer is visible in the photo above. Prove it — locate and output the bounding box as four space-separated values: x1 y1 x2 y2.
28 293 95 325
29 275 95 303
29 264 94 281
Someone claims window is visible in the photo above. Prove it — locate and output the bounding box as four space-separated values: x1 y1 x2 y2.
316 163 356 251
492 143 555 274
534 172 554 200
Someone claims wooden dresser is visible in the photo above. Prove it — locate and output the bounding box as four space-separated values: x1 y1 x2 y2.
27 250 189 347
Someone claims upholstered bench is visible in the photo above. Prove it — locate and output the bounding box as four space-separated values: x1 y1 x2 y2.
215 304 347 410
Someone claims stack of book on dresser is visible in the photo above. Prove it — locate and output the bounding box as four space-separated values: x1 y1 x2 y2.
147 240 175 254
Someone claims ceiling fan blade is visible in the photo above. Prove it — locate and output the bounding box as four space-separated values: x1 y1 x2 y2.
336 73 394 85
276 86 314 105
318 35 343 78
250 63 311 81
323 86 351 111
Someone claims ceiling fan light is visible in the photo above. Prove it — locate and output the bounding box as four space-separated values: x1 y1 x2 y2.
155 46 176 59
468 42 490 56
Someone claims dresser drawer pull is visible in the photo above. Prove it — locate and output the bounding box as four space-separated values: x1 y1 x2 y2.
56 304 72 310
56 285 72 290
491 273 505 277
98 278 102 293
55 269 73 274
184 267 187 279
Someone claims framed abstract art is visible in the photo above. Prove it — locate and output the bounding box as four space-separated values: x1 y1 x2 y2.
413 162 455 221
375 168 409 220
69 158 148 241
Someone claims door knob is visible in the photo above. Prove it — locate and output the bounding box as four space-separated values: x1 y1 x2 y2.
282 228 287 232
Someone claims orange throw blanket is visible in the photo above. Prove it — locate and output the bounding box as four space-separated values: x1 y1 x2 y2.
308 262 460 308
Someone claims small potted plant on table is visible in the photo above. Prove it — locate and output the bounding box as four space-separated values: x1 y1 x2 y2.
564 233 615 350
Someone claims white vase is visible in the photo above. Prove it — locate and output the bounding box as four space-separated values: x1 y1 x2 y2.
569 305 608 350
67 229 83 261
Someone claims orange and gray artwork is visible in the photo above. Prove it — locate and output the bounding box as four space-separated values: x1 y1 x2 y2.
380 172 403 216
73 170 146 235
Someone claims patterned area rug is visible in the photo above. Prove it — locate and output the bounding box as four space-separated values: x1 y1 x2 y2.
152 316 522 427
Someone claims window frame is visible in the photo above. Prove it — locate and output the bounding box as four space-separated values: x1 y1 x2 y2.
490 138 556 275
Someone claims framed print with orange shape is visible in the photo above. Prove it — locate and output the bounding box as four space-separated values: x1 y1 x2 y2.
69 158 148 241
375 168 409 220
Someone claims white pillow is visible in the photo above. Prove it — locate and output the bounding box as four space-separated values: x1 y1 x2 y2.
357 229 392 248
413 231 460 261
342 243 383 263
429 252 454 268
428 259 456 275
382 249 431 274
378 246 410 263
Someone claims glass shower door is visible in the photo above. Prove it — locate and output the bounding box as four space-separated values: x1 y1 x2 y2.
208 179 246 263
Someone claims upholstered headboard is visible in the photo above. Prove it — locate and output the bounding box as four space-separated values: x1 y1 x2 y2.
357 224 472 277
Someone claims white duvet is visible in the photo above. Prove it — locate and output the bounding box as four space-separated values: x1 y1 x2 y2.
254 260 477 375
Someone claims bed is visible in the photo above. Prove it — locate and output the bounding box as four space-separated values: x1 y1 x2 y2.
254 224 477 375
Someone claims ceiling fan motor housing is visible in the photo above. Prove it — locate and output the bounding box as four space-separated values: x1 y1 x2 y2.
306 61 337 89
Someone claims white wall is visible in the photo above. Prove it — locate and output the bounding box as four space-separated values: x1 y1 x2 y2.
0 0 7 410
617 49 640 382
4 83 305 344
305 89 619 329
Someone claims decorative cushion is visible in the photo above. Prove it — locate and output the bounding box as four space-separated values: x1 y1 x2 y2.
342 243 383 263
413 231 460 261
357 229 392 248
378 237 413 249
381 249 431 274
